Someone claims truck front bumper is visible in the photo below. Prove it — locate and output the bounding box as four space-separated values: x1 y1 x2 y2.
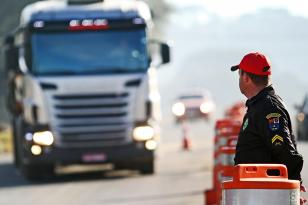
22 142 154 166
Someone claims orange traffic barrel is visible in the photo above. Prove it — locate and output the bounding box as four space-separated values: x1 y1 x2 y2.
226 136 237 147
217 145 236 181
214 137 237 165
215 167 234 205
220 166 234 183
216 146 236 167
215 147 236 204
222 164 300 205
224 101 246 121
215 119 241 135
216 125 241 137
204 189 218 205
215 119 233 130
214 135 237 154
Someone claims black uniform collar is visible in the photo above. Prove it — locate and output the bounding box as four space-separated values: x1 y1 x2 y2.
246 85 275 108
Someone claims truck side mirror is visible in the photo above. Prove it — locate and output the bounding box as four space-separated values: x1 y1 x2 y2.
149 40 171 68
4 35 19 73
160 43 170 64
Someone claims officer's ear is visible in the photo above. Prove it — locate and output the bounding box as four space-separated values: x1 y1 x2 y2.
242 72 251 83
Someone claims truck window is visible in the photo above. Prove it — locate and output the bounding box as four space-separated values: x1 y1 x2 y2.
31 29 148 76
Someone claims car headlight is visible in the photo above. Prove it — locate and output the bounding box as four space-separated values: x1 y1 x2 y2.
172 102 185 117
133 126 155 141
145 140 157 150
200 102 214 114
33 131 54 146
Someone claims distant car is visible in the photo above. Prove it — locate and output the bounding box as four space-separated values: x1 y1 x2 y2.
295 95 308 141
171 91 215 122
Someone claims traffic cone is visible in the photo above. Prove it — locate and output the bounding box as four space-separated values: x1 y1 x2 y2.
182 121 191 150
182 135 191 150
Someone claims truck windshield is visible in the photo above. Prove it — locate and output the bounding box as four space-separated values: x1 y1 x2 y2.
31 29 148 75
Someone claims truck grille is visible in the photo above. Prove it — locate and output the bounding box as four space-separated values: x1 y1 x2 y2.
51 92 131 147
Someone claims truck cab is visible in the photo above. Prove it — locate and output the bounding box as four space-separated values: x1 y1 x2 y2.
4 0 170 180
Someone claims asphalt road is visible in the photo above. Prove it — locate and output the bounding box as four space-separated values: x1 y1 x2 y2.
0 121 214 205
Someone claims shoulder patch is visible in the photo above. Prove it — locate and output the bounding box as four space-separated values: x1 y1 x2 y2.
272 134 284 146
266 113 281 131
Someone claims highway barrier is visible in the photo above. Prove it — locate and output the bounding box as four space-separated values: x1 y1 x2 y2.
214 120 240 153
224 101 246 121
205 119 240 205
214 142 237 204
222 164 300 205
204 102 245 205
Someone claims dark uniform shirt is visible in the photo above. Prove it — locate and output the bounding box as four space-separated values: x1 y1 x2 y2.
234 85 303 182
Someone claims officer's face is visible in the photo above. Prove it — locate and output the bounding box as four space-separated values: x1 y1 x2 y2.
238 69 243 93
239 70 246 95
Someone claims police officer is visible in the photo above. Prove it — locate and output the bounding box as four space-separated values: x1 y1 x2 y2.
231 52 306 204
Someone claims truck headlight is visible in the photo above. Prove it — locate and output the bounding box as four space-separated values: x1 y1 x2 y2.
172 102 185 117
31 145 42 155
133 126 155 141
200 102 214 114
33 131 54 146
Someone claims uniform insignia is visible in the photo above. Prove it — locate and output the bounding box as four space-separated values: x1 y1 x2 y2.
266 113 281 131
242 118 249 131
266 113 281 119
272 134 284 146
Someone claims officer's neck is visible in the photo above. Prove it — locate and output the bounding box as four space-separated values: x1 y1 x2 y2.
245 85 267 99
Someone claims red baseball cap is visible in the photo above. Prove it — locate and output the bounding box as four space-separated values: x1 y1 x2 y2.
231 52 271 75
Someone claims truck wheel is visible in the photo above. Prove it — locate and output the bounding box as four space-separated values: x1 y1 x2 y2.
138 160 154 175
22 164 54 181
12 118 20 168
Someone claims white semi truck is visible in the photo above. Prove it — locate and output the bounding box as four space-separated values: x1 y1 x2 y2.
4 0 170 180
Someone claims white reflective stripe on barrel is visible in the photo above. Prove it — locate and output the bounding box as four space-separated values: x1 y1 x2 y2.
218 173 233 183
221 176 232 183
215 137 228 151
222 189 299 205
218 153 235 166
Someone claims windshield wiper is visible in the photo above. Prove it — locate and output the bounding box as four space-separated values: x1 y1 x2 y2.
86 67 146 74
34 70 79 76
35 68 146 76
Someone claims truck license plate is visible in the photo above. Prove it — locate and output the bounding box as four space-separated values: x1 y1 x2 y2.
82 153 107 162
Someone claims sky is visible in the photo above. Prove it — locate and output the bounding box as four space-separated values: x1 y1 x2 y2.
165 0 308 19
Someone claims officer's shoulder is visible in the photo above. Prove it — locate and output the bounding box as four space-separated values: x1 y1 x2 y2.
257 94 278 110
261 94 286 115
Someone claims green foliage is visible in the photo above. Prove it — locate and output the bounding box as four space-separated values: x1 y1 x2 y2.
0 126 12 153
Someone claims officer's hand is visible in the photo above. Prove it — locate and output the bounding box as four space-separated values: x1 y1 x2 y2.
302 185 307 192
300 185 307 205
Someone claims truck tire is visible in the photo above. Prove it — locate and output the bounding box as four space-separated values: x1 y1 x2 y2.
138 160 154 175
15 117 55 181
22 163 54 181
12 118 20 168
